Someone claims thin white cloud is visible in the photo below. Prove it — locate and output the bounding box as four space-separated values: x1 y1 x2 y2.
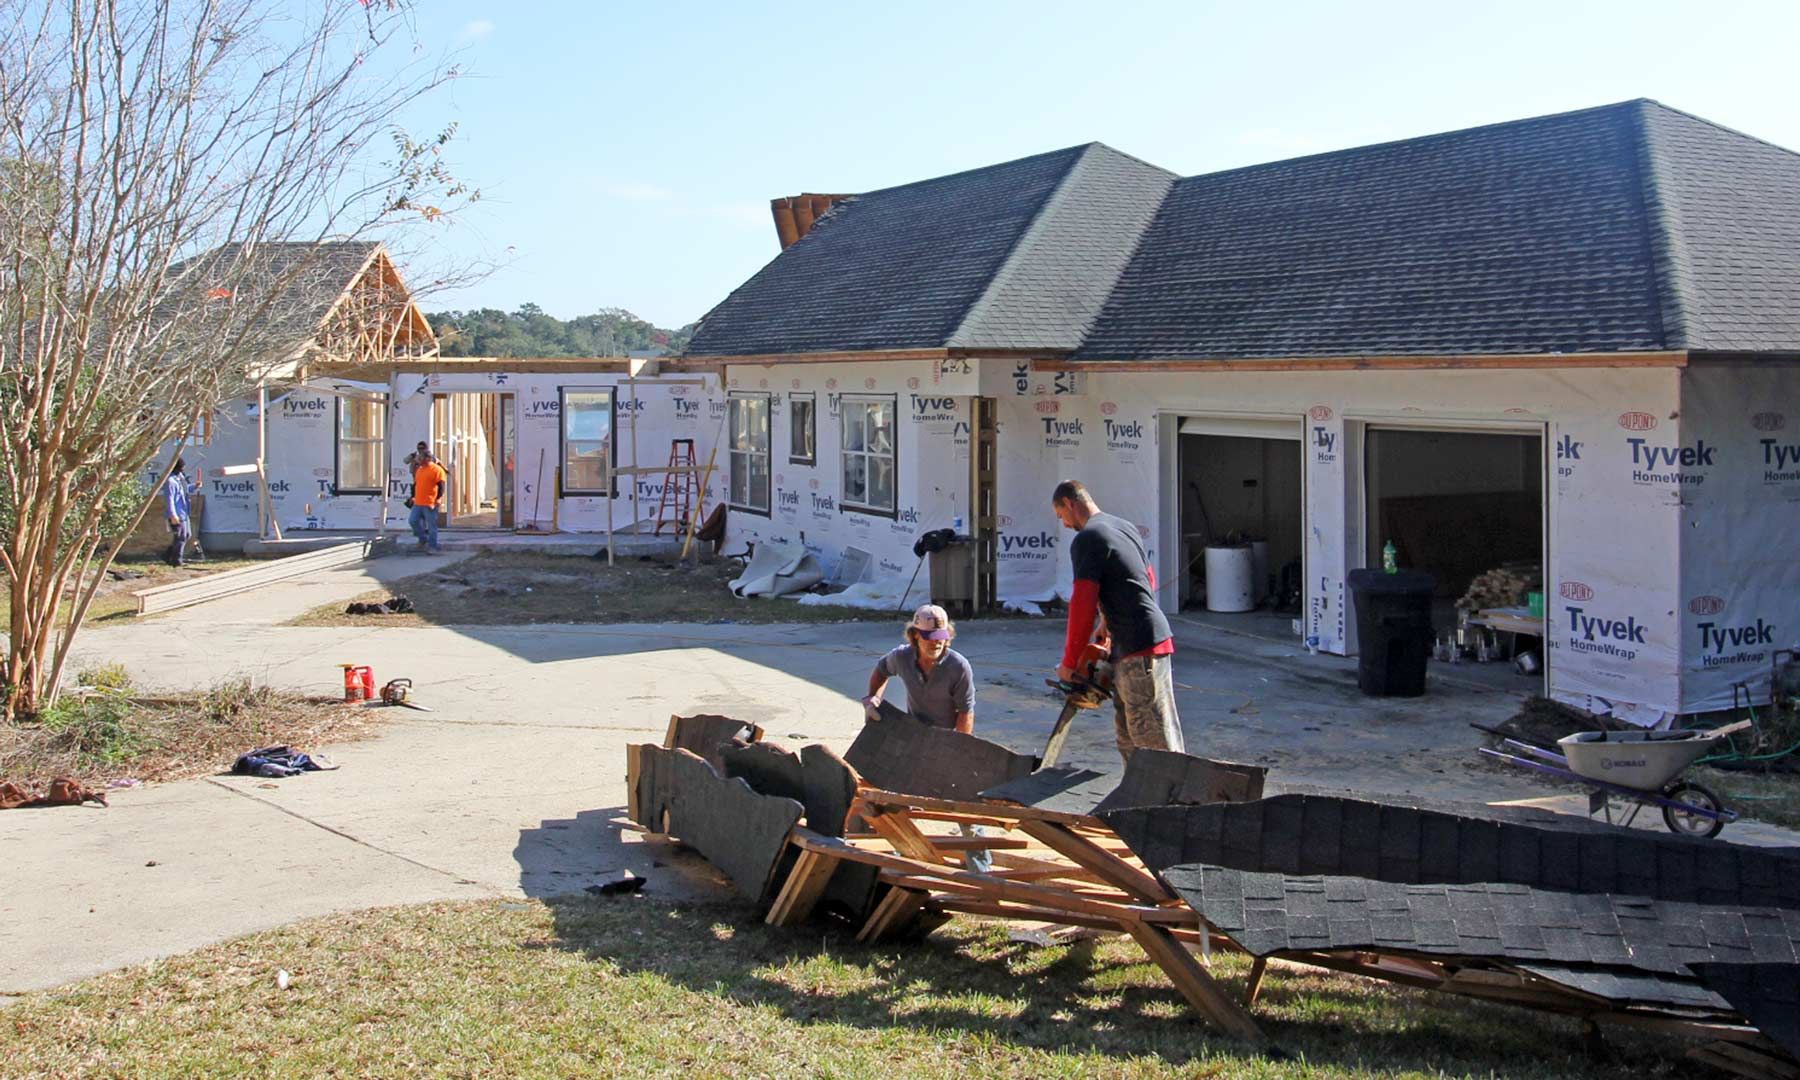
457 19 495 44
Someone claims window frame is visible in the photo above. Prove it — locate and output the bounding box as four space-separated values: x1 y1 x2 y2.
839 393 899 518
559 386 617 497
333 391 388 496
727 391 773 516
788 391 817 466
182 410 213 447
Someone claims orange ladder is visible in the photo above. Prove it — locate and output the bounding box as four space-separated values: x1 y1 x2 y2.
654 438 701 535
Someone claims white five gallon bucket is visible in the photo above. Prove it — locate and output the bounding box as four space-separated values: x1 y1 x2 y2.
1205 545 1256 613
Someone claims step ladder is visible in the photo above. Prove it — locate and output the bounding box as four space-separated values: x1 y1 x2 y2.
654 438 701 536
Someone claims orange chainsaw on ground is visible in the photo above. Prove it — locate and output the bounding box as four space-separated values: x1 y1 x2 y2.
1040 638 1113 767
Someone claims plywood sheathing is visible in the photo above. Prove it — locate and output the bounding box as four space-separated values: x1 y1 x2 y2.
627 744 802 901
844 714 1037 802
720 741 861 839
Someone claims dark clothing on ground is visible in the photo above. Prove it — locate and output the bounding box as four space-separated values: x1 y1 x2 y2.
1069 511 1171 660
871 645 974 729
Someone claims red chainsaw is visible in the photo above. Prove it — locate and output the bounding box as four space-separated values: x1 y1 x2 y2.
1040 638 1113 767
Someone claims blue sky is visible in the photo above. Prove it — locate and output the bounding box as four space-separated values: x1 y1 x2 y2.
400 1 1800 328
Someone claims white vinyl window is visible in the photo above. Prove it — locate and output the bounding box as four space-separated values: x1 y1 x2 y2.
561 387 615 495
840 395 896 516
789 392 816 465
335 393 386 494
729 392 771 514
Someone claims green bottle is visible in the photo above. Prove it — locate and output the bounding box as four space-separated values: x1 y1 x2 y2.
1382 540 1398 574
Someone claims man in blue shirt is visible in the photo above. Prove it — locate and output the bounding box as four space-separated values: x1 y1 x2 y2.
163 458 199 567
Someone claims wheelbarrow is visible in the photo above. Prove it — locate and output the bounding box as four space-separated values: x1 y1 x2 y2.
1478 720 1750 837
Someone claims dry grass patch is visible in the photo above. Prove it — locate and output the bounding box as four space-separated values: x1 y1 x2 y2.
0 897 1710 1079
0 554 266 629
289 552 912 628
0 670 377 789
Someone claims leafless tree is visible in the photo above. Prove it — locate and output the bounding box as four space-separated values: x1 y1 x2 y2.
0 0 476 721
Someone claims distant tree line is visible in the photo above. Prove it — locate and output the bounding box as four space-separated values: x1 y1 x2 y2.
426 304 696 358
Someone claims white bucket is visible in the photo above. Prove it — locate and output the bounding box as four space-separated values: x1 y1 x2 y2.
1205 545 1256 613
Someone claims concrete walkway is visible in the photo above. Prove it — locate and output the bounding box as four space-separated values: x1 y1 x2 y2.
3 553 1793 999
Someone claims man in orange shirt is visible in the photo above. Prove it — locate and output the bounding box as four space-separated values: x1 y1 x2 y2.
408 449 448 554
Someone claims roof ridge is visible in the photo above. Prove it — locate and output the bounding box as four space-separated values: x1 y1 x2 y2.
1636 98 1800 163
944 145 1092 346
1628 102 1694 350
853 143 1093 202
1177 100 1652 186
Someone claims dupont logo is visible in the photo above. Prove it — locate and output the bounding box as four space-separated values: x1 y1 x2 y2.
1752 412 1786 432
758 378 768 389
825 378 838 390
1560 581 1595 601
997 514 1014 527
1100 402 1118 416
1034 400 1060 415
790 378 801 390
1618 411 1658 432
1137 524 1152 539
775 473 785 486
669 385 687 397
863 377 877 390
808 477 819 490
1309 405 1333 421
1505 407 1532 415
907 377 920 390
1689 595 1726 616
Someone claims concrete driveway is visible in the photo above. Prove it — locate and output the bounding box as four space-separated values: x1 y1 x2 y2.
2 552 1789 999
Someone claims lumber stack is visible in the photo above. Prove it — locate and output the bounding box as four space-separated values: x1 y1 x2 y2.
1456 562 1541 612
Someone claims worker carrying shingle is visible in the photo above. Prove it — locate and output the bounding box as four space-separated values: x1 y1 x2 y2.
1052 479 1185 762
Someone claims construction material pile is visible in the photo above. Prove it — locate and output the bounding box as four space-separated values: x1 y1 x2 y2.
626 713 1800 1077
1457 562 1542 612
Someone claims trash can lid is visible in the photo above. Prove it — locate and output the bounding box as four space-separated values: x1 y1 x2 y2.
1346 568 1436 595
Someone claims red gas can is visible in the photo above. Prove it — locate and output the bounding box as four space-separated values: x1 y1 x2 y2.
341 664 374 702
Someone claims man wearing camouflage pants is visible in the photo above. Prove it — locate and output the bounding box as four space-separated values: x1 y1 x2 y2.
1052 479 1185 762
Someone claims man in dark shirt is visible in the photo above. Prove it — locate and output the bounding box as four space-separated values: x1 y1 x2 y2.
1052 479 1185 761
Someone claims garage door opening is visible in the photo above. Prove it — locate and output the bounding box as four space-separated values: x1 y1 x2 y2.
1177 417 1304 639
1364 426 1545 690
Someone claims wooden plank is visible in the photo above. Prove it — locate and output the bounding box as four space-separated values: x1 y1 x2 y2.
765 848 838 927
855 788 1101 828
625 743 645 827
1245 957 1268 1007
866 812 951 865
1017 819 1174 904
857 886 926 944
1126 922 1267 1043
133 540 378 614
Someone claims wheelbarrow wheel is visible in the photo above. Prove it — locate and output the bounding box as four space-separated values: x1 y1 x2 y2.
1661 782 1725 838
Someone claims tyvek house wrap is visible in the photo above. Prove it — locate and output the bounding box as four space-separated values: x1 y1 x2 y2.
1676 365 1800 713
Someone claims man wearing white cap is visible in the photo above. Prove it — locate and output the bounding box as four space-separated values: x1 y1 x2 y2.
863 604 974 734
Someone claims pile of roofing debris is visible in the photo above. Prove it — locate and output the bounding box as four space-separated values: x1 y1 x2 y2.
626 714 1800 1079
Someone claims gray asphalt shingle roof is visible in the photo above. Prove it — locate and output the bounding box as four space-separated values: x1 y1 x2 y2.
686 101 1800 362
684 144 1173 357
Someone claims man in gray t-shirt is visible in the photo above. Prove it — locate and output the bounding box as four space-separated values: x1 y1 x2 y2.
864 604 974 732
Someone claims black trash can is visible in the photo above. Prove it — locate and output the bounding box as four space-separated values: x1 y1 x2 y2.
1347 568 1435 696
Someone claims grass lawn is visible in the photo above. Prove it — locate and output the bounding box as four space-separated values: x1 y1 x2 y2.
290 552 923 628
0 897 1708 1079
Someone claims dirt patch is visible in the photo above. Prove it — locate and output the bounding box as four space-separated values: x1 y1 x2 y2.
288 552 919 628
1481 695 1621 749
0 676 381 791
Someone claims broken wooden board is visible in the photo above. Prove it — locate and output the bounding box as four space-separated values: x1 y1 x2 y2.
665 713 764 773
629 743 802 901
721 741 805 803
845 715 1036 801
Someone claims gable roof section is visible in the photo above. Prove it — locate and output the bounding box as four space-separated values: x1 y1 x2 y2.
1076 100 1800 360
683 144 1173 357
